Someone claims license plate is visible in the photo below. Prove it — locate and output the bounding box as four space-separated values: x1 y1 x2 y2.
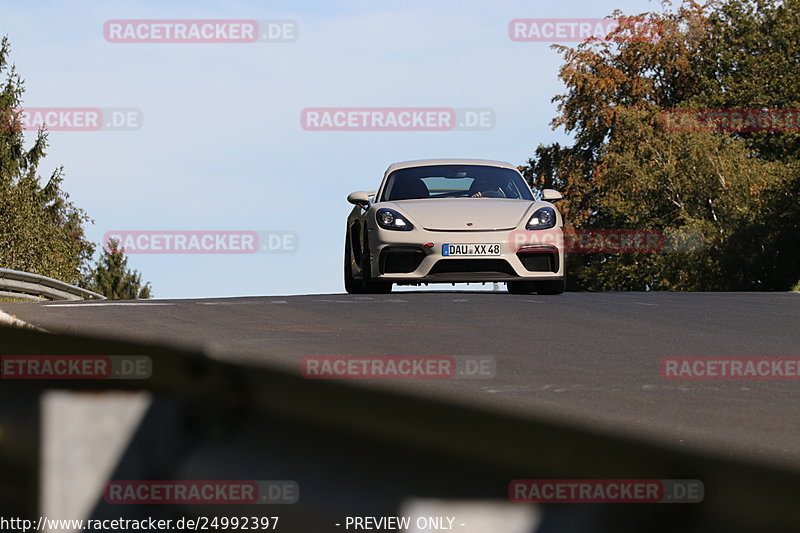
442 243 500 256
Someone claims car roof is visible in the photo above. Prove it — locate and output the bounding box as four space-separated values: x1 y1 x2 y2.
384 158 518 176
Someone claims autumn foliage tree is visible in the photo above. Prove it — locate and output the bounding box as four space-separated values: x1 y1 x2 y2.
523 0 800 290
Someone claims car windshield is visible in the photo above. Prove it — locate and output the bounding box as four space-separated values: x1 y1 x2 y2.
381 165 534 201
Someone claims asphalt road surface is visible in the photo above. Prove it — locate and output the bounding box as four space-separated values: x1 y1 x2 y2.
3 291 800 470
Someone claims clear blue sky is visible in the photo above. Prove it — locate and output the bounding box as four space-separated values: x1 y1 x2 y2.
4 0 661 298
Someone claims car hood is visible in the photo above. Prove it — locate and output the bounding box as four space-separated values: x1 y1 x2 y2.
382 198 535 231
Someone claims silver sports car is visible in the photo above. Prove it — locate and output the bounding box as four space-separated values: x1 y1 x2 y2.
344 159 565 294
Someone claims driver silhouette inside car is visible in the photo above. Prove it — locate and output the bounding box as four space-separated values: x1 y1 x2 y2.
468 177 504 198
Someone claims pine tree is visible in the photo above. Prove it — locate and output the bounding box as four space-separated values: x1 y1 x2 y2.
1 36 154 295
0 36 95 282
82 240 152 300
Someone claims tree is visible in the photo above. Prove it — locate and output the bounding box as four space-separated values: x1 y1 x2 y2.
523 0 800 290
81 240 152 300
1 36 154 296
697 0 800 161
0 36 94 282
574 106 794 290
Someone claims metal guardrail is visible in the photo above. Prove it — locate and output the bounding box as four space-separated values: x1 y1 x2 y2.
0 268 105 301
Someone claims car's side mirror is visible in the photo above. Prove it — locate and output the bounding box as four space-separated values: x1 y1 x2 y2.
541 189 563 203
347 190 371 207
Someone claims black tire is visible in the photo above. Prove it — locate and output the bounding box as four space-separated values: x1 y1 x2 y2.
360 233 392 294
344 233 364 294
508 278 565 295
345 229 392 294
535 278 565 295
507 281 537 294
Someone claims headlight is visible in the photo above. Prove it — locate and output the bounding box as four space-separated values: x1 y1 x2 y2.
526 207 556 230
376 208 414 231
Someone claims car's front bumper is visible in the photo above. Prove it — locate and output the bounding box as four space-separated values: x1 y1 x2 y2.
367 226 565 284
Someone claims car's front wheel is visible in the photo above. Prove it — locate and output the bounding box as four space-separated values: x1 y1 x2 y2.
535 278 565 295
507 278 565 295
507 281 536 294
344 231 392 294
344 233 364 294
